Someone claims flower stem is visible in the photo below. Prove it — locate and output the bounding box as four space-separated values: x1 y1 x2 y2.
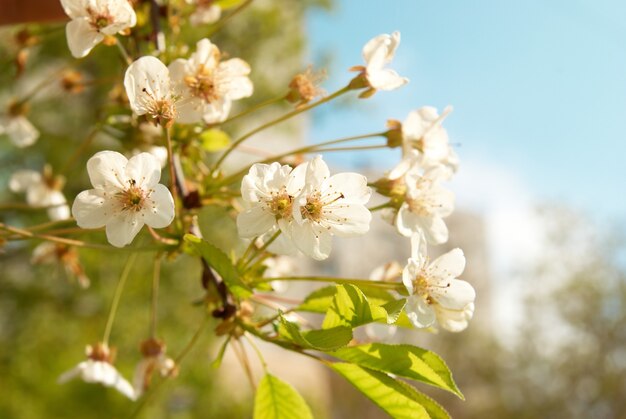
219 93 287 126
213 85 352 170
102 252 138 345
243 333 267 372
232 337 256 390
150 254 162 339
218 131 385 187
244 230 281 269
254 276 404 290
115 37 132 65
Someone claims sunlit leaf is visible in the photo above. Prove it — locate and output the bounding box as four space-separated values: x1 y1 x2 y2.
253 374 313 419
199 129 230 152
322 284 388 329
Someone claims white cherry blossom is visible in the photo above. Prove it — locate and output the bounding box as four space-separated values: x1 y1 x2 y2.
289 156 372 260
361 31 408 91
9 169 70 221
401 106 458 174
71 151 174 247
58 343 136 400
124 56 203 126
169 38 253 123
186 0 221 26
402 247 475 332
236 161 305 240
0 114 39 147
60 0 137 58
396 164 454 244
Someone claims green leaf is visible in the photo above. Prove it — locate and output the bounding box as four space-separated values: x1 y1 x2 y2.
322 285 388 329
277 314 352 351
215 0 246 10
331 363 447 419
184 234 251 298
298 285 399 314
253 374 313 419
382 299 406 323
199 129 230 152
331 343 463 399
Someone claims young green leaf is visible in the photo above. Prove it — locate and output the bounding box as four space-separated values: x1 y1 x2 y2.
331 363 448 419
254 374 313 419
331 343 463 399
297 285 398 314
184 234 251 298
277 314 352 351
322 284 388 329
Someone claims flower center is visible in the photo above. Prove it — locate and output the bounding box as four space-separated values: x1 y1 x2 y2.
300 191 344 222
184 65 219 102
142 88 176 126
116 181 147 212
88 8 113 31
267 191 293 219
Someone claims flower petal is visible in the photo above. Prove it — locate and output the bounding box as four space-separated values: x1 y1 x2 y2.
405 295 436 329
434 303 474 333
143 184 175 228
324 172 371 205
9 170 41 192
105 214 144 247
87 150 128 190
124 56 171 116
367 68 408 91
125 152 161 189
433 279 475 310
201 98 232 124
428 248 466 281
237 206 276 238
322 203 371 237
66 18 104 58
6 116 39 147
290 221 332 260
72 189 115 228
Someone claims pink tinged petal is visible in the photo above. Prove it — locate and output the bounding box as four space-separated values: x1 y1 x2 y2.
434 303 474 333
142 184 174 228
66 18 104 58
125 152 161 189
105 213 145 247
433 279 476 310
428 248 466 281
72 189 115 228
290 221 332 260
87 150 129 190
322 204 371 237
367 68 409 91
9 170 41 192
124 56 171 116
324 173 371 205
7 116 39 147
201 98 232 124
405 295 436 329
237 205 276 238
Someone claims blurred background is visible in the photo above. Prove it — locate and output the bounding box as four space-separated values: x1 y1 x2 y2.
1 0 625 418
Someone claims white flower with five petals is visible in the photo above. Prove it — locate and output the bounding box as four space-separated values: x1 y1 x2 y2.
71 151 174 247
169 38 253 123
9 169 70 221
288 156 372 260
60 0 137 58
402 245 475 332
124 56 204 126
361 31 408 91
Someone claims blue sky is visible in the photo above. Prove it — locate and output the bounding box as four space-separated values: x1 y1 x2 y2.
306 0 626 220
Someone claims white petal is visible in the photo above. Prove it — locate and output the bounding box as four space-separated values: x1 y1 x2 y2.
6 116 39 147
434 303 474 333
362 32 398 65
324 172 371 205
9 170 41 192
402 258 421 295
72 189 115 228
285 161 307 196
46 191 70 221
190 5 221 25
176 97 206 124
87 150 129 190
395 204 418 237
420 216 449 245
290 221 332 260
60 0 86 19
142 183 175 228
105 213 144 247
367 68 408 91
103 0 137 30
191 38 219 69
26 184 53 207
66 18 104 58
58 361 86 384
428 248 466 281
124 56 171 116
405 295 435 329
322 203 371 237
304 156 330 190
237 206 276 238
201 98 232 124
125 152 161 189
433 279 475 310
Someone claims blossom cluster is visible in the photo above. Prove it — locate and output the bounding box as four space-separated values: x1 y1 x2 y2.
0 0 478 410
